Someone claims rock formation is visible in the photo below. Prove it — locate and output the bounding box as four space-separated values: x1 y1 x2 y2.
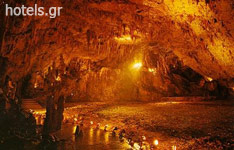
0 0 233 101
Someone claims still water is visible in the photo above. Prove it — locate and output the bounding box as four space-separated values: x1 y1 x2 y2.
53 124 131 150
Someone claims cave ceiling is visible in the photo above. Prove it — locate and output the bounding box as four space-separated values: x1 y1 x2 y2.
0 0 234 100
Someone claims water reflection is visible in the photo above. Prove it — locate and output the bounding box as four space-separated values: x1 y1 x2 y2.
53 125 130 150
88 128 94 145
96 129 100 142
104 131 109 143
50 124 133 150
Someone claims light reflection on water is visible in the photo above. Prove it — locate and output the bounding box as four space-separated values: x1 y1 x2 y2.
88 128 94 145
104 131 109 144
96 129 100 142
55 125 130 150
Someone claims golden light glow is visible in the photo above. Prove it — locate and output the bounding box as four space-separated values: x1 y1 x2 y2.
148 68 156 74
56 75 61 81
90 121 93 125
148 68 154 72
89 128 94 139
133 62 142 69
169 0 233 69
34 83 38 88
73 126 77 134
104 132 109 143
154 139 159 146
32 110 46 114
32 110 46 126
206 77 213 82
133 143 141 150
172 145 177 150
96 129 100 142
114 35 132 43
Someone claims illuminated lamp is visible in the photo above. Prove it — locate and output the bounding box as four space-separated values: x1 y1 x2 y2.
133 62 142 69
154 139 159 146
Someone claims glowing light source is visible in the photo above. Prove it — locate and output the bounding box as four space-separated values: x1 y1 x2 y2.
89 128 94 142
154 140 159 146
90 121 93 125
133 143 141 150
133 62 142 69
206 77 213 82
34 83 38 88
73 126 77 134
114 35 132 43
148 68 154 72
172 145 177 150
148 68 156 74
56 75 61 81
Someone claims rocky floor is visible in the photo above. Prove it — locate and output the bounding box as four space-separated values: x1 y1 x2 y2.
62 100 234 150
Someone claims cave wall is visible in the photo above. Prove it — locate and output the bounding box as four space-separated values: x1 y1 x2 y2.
0 0 233 101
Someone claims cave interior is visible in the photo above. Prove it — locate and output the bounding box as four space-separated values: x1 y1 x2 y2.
0 0 233 149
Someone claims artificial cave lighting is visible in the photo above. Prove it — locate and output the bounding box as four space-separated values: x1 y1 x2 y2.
34 83 38 88
172 145 177 150
148 68 154 72
148 68 156 74
132 62 142 70
1 0 233 149
114 35 132 43
133 143 141 150
56 75 61 81
154 139 159 146
206 76 213 82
